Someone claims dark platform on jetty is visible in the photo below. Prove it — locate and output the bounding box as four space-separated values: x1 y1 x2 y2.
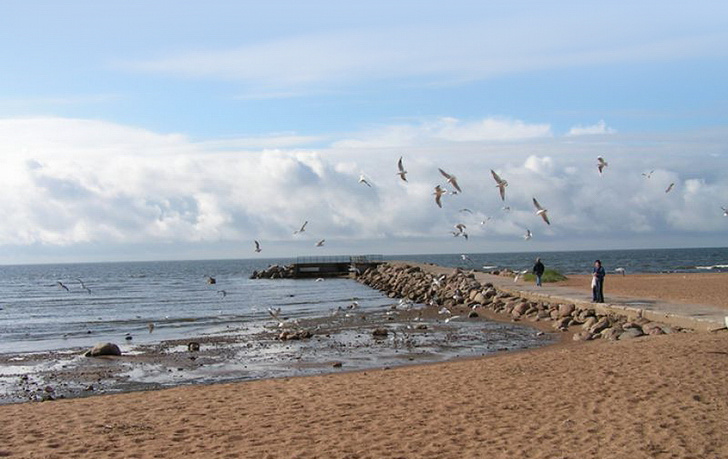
292 254 383 278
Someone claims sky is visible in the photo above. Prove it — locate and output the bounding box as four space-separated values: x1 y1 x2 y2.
1 0 727 264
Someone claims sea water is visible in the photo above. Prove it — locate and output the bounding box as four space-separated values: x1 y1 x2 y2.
0 247 726 355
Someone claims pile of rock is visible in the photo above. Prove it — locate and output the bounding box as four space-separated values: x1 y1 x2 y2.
250 264 295 279
356 263 682 342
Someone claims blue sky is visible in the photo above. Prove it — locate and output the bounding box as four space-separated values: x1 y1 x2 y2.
1 0 727 263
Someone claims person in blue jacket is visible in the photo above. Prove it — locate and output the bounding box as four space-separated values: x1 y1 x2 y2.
592 259 606 303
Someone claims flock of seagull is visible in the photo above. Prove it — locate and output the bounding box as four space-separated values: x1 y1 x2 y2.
252 153 709 254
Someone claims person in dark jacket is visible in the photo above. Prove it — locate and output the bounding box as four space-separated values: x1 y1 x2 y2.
592 259 606 302
532 257 545 286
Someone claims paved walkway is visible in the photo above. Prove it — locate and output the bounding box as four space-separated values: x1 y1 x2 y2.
395 261 728 332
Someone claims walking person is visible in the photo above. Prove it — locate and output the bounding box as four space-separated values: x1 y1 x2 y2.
532 257 545 287
592 259 606 302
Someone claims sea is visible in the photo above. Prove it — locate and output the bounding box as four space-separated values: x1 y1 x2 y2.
0 246 725 357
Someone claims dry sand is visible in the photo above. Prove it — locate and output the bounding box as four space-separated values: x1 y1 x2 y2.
1 274 727 458
555 272 728 310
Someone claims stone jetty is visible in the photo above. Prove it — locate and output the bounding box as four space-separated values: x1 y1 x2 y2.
250 264 295 279
355 262 684 341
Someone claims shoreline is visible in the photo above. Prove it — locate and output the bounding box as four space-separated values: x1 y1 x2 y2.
0 263 727 457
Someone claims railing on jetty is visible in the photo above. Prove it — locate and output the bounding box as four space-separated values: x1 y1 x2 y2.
292 254 383 278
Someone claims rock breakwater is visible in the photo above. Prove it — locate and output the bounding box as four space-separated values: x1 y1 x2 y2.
250 264 295 279
356 263 685 341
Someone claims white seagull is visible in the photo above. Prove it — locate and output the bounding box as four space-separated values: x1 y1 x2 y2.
316 239 325 247
397 157 408 182
513 269 529 282
597 156 608 175
438 168 462 193
56 281 70 292
642 170 654 179
254 240 262 253
433 185 447 208
358 174 372 187
532 197 551 225
490 169 508 201
523 229 532 240
665 182 675 193
722 206 728 217
459 208 473 214
614 267 626 276
76 278 91 294
294 220 308 234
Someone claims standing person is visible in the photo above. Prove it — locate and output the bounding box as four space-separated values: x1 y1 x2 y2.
532 257 545 287
592 259 606 303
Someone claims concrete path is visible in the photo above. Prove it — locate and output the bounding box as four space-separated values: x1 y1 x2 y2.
394 261 728 332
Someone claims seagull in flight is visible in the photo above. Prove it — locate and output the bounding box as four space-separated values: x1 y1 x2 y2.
397 157 408 182
56 281 70 292
460 254 473 263
665 182 675 193
513 269 529 282
433 185 447 208
294 220 308 234
523 229 532 240
480 216 492 225
459 208 473 214
502 206 511 212
438 168 462 193
614 268 626 276
722 206 728 217
358 174 372 187
642 170 654 179
490 169 508 201
316 239 325 247
217 290 227 298
533 197 551 225
254 240 262 253
597 156 608 175
268 307 282 320
76 278 91 294
205 275 216 285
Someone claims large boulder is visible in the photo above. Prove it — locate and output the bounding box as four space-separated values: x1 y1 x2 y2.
84 342 121 357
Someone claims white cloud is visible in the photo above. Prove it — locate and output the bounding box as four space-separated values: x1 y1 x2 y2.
0 116 727 262
566 120 616 137
333 116 552 148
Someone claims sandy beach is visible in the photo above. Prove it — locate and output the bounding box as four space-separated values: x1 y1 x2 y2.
0 272 727 458
555 272 728 310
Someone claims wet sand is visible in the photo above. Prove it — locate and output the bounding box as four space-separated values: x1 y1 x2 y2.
0 273 727 458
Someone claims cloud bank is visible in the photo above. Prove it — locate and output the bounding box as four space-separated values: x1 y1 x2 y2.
1 115 726 263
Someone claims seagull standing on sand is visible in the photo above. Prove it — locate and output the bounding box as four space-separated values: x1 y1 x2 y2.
358 174 372 187
597 156 608 175
614 268 626 276
397 157 408 182
532 198 551 225
438 168 462 193
490 169 508 201
523 229 532 240
433 185 447 208
254 240 262 253
665 182 675 193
